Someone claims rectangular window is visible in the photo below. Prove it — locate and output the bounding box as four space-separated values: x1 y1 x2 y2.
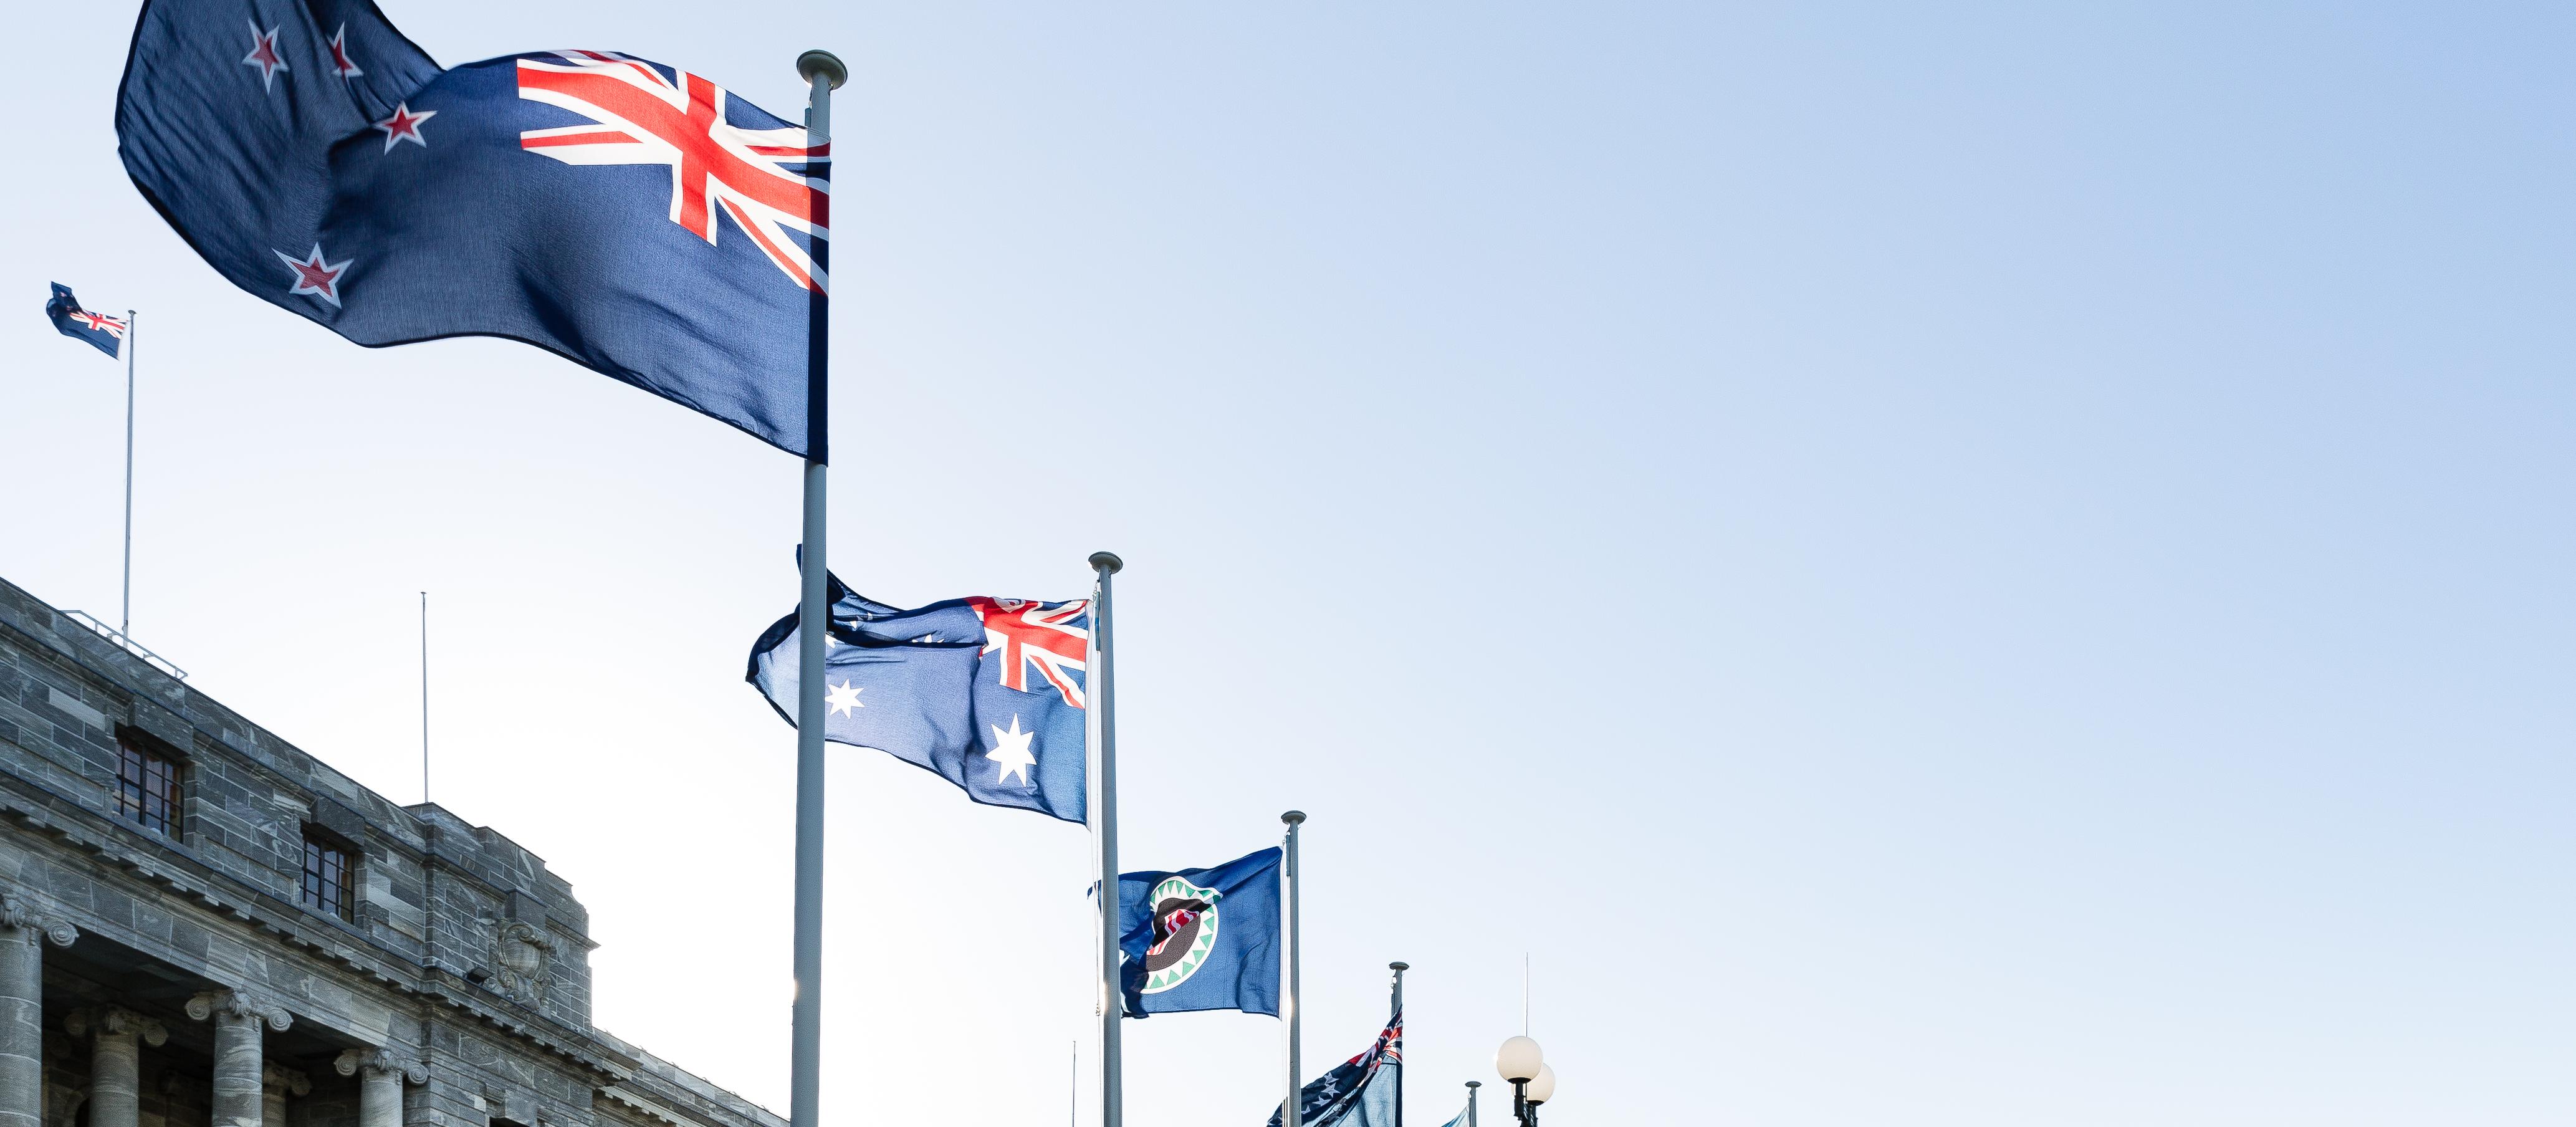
301 836 353 920
114 737 180 835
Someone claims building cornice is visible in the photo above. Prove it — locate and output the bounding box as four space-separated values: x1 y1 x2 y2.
0 777 633 1084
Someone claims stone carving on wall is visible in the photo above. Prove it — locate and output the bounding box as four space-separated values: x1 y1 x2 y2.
0 886 80 947
186 989 295 1031
333 1048 429 1085
67 1006 170 1047
492 919 553 1005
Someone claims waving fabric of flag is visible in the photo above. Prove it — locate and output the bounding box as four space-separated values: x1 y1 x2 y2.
1116 847 1285 1019
115 1 826 458
1266 1014 1403 1127
45 284 127 358
747 565 1088 822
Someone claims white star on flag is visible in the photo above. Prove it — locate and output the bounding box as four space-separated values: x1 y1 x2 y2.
984 715 1038 787
242 21 287 92
372 103 436 152
274 244 351 307
825 679 863 716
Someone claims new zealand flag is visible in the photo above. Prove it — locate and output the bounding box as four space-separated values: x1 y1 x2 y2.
115 1 826 458
45 284 127 358
747 565 1088 822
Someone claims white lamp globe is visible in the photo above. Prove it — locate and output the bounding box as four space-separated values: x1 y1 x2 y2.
1525 1064 1557 1106
1495 1035 1544 1083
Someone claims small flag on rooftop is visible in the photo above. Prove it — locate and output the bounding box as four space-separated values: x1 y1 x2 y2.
45 284 125 358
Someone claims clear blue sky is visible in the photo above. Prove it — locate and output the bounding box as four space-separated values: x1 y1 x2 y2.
6 2 2572 1124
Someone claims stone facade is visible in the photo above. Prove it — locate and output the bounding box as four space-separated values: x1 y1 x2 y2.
0 577 776 1127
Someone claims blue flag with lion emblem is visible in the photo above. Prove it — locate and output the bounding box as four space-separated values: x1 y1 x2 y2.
1116 846 1283 1017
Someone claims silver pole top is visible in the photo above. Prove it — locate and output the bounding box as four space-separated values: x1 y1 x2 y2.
1089 551 1124 573
1281 810 1306 825
1466 1081 1481 1090
1389 961 1409 972
797 50 847 89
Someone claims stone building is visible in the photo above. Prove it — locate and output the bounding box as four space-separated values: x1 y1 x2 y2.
0 577 775 1127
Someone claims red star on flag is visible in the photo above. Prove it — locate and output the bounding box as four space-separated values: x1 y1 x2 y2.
327 24 363 78
242 20 287 92
373 103 436 151
272 244 352 307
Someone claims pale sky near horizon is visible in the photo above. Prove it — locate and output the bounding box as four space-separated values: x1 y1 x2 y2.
5 2 2573 1125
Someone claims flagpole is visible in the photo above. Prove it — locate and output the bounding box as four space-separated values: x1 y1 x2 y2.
1465 1082 1480 1127
1281 810 1306 1127
1088 550 1124 1127
120 309 135 639
791 46 844 1127
1388 962 1407 1127
419 591 430 803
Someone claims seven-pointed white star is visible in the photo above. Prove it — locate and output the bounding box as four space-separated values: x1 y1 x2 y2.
825 679 864 716
984 714 1038 787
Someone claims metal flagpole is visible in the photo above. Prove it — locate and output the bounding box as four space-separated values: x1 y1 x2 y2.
419 592 429 802
1465 1082 1480 1127
1088 551 1124 1127
121 309 135 638
1388 962 1407 1127
790 46 845 1127
1281 810 1306 1127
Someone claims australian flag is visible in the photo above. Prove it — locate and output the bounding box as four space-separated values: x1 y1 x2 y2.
115 1 826 458
1116 847 1284 1018
1267 1014 1403 1127
45 285 127 358
747 566 1088 822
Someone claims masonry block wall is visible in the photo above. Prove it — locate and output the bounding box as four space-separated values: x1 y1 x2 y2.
0 575 774 1127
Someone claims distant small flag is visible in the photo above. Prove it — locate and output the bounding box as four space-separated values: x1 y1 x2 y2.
1116 847 1285 1017
1267 1013 1403 1127
45 284 125 358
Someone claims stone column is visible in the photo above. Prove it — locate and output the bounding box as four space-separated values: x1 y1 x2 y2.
0 891 77 1127
261 1065 309 1127
65 1008 168 1127
334 1050 424 1127
186 991 292 1127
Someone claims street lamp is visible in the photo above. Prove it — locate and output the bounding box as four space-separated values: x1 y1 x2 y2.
1493 1037 1555 1126
1525 1065 1556 1109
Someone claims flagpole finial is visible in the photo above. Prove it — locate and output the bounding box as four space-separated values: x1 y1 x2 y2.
1281 810 1306 825
1089 551 1123 574
797 50 847 89
1390 961 1409 972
